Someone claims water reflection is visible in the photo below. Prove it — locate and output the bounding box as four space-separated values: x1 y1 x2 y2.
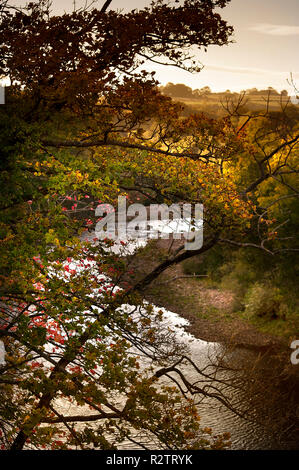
60 232 298 450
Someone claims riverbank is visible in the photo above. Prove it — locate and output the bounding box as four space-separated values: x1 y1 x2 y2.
116 239 299 449
118 237 299 389
121 240 288 352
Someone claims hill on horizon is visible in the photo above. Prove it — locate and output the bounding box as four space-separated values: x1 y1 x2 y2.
160 82 299 117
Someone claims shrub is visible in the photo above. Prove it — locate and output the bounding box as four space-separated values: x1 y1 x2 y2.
244 282 286 320
182 257 205 275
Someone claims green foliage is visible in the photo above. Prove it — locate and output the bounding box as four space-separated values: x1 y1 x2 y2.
0 0 298 452
0 0 238 452
244 282 287 320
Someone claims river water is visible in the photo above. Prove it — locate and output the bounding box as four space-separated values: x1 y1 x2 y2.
116 307 298 450
2 225 297 450
53 300 298 450
71 229 299 450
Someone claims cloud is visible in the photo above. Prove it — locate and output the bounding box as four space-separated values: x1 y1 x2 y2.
203 64 298 77
249 23 299 36
206 65 268 75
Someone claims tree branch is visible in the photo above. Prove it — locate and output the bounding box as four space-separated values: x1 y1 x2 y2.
42 412 119 424
41 138 210 161
130 236 218 293
100 0 113 13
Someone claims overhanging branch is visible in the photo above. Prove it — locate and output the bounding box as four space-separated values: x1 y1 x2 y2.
41 138 212 161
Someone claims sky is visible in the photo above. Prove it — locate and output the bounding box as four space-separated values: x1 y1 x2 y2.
11 0 299 93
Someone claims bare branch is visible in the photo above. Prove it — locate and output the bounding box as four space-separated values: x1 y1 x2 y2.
219 237 274 255
100 0 113 13
42 411 119 424
41 138 212 161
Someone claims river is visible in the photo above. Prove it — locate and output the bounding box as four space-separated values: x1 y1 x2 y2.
59 228 297 450
2 226 298 450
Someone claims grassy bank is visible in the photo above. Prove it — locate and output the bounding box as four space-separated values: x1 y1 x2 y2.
120 240 297 351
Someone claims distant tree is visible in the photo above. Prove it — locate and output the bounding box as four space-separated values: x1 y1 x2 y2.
193 86 212 96
192 88 201 98
254 87 279 96
162 83 194 99
247 88 258 95
267 87 279 95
